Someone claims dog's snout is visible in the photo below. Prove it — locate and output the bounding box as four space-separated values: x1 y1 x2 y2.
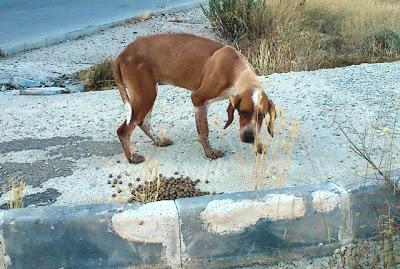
243 131 254 143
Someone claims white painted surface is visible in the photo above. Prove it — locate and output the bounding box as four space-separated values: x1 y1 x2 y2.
111 200 180 268
311 190 341 213
201 194 305 234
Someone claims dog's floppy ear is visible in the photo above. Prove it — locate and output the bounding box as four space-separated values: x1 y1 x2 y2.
266 99 276 137
224 96 240 129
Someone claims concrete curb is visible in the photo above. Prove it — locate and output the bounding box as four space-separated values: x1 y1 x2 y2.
0 171 399 269
0 1 206 56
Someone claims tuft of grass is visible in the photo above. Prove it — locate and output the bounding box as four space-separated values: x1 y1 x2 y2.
77 58 114 91
204 0 400 75
128 160 161 204
7 179 26 209
252 109 300 190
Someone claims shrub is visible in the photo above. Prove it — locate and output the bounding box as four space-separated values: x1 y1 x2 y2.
77 58 114 91
203 0 400 74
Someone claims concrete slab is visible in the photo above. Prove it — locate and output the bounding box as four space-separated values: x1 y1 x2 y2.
19 87 65 95
0 179 397 268
175 183 344 268
0 202 180 268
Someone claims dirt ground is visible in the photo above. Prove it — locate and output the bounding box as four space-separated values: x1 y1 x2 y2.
0 8 399 207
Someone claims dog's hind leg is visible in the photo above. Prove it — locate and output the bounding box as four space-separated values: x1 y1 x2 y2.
139 109 173 147
117 63 157 164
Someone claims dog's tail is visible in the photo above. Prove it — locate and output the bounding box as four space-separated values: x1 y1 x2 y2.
113 59 132 124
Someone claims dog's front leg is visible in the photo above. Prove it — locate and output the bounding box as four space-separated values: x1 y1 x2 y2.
195 105 224 159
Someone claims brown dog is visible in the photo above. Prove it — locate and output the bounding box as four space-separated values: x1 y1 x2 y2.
113 33 276 164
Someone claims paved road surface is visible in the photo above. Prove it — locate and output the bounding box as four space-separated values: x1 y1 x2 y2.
0 0 202 54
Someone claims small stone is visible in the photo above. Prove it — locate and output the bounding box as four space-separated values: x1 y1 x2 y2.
107 180 111 184
205 180 209 184
118 189 122 193
119 180 122 184
112 193 116 197
64 83 85 93
108 174 113 178
117 175 121 179
136 177 140 182
116 160 121 163
174 171 179 175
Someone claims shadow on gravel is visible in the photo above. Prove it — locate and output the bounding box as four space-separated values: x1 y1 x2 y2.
0 188 61 209
0 136 121 200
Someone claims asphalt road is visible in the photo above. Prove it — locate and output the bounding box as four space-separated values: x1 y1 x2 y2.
0 0 202 54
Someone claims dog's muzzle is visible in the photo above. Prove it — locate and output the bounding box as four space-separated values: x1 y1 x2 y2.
242 130 255 143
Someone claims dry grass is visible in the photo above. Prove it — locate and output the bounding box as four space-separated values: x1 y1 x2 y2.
7 179 26 209
77 58 114 91
252 109 300 190
334 97 400 268
212 108 300 190
204 0 400 75
111 159 162 204
129 160 162 204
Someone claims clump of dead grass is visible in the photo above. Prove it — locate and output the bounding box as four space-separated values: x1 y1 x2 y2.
204 0 400 74
130 160 162 203
252 109 300 190
77 58 114 91
7 178 26 209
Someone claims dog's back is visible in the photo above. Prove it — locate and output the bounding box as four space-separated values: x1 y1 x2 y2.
115 33 225 90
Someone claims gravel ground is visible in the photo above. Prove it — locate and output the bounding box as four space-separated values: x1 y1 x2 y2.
0 7 399 207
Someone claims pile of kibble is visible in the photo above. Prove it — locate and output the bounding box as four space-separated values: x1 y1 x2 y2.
107 172 215 202
128 174 215 203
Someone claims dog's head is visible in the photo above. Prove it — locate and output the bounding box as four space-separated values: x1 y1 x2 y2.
224 88 276 144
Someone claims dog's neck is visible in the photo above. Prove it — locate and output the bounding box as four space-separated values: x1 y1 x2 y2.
229 68 260 96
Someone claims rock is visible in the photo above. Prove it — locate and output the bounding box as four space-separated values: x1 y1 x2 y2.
44 80 55 87
0 73 12 85
64 83 85 93
13 76 52 88
20 87 65 95
0 85 5 92
15 78 41 88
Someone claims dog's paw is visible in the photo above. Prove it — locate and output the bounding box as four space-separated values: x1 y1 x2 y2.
128 153 145 164
155 138 173 147
206 149 224 159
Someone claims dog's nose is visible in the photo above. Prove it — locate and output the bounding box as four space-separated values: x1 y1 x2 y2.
243 131 254 143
